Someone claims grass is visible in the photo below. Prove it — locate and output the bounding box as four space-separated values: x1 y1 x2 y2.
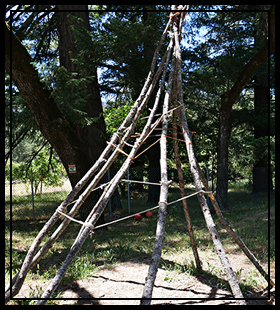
5 181 275 304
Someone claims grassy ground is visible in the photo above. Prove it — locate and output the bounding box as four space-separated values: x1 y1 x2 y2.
5 181 275 304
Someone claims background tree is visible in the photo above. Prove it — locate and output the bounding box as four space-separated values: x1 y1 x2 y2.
6 5 275 215
5 6 120 223
182 5 275 208
252 6 274 192
95 5 169 203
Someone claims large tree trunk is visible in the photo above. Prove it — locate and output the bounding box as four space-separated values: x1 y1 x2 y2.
5 15 109 224
215 6 275 208
216 96 231 209
57 6 122 216
253 80 273 192
5 22 88 181
56 6 108 221
252 7 273 193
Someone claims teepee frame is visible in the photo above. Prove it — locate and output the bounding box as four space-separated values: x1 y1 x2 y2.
6 6 273 306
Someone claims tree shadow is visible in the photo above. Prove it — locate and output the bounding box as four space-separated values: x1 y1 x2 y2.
53 261 274 305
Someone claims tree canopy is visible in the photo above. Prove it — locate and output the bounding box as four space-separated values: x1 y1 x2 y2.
5 5 275 206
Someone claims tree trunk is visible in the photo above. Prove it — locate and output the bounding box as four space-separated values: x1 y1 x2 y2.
252 8 273 193
56 6 108 221
253 81 272 192
5 16 109 224
216 96 231 209
215 5 275 207
5 22 88 182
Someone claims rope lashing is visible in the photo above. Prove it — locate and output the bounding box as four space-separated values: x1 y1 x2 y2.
57 210 94 229
134 137 161 160
106 141 135 163
56 189 213 232
91 189 213 231
121 179 162 187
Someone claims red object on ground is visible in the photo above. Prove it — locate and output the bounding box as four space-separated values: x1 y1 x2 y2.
210 208 216 214
146 211 153 218
134 214 141 221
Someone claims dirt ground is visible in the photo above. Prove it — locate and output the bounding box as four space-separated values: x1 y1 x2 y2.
14 255 275 305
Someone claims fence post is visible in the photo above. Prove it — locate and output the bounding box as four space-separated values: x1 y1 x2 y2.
127 169 130 214
108 168 112 217
30 169 35 220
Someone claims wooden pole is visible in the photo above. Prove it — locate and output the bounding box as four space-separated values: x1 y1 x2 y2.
30 169 35 220
36 35 175 304
172 112 201 270
140 51 172 306
172 17 246 304
196 158 274 287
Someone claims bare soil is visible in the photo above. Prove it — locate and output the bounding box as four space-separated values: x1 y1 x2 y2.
14 254 275 305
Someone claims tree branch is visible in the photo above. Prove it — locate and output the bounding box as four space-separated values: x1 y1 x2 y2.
5 21 89 173
222 5 275 107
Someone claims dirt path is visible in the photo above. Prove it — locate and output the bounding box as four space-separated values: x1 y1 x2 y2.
15 257 274 305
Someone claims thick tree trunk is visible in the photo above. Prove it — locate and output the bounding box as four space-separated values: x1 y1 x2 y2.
215 5 275 207
5 22 88 181
216 96 231 209
5 17 108 224
253 82 272 192
56 6 111 221
252 8 273 193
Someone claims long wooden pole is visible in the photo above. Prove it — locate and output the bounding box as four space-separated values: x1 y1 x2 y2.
172 112 201 270
5 19 173 303
36 32 175 305
196 158 274 287
172 17 246 304
140 52 172 306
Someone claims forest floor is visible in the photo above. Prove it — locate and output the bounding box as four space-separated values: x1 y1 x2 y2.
13 253 275 305
6 182 275 305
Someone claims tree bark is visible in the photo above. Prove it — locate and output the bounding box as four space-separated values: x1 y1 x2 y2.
216 97 231 208
5 21 89 184
216 5 275 207
172 112 201 270
253 80 272 192
172 15 245 303
141 58 171 307
56 6 116 221
6 18 107 225
252 7 273 193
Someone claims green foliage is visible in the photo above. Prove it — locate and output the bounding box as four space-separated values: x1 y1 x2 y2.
51 66 96 127
104 100 135 137
5 5 275 192
91 5 169 100
6 148 67 187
